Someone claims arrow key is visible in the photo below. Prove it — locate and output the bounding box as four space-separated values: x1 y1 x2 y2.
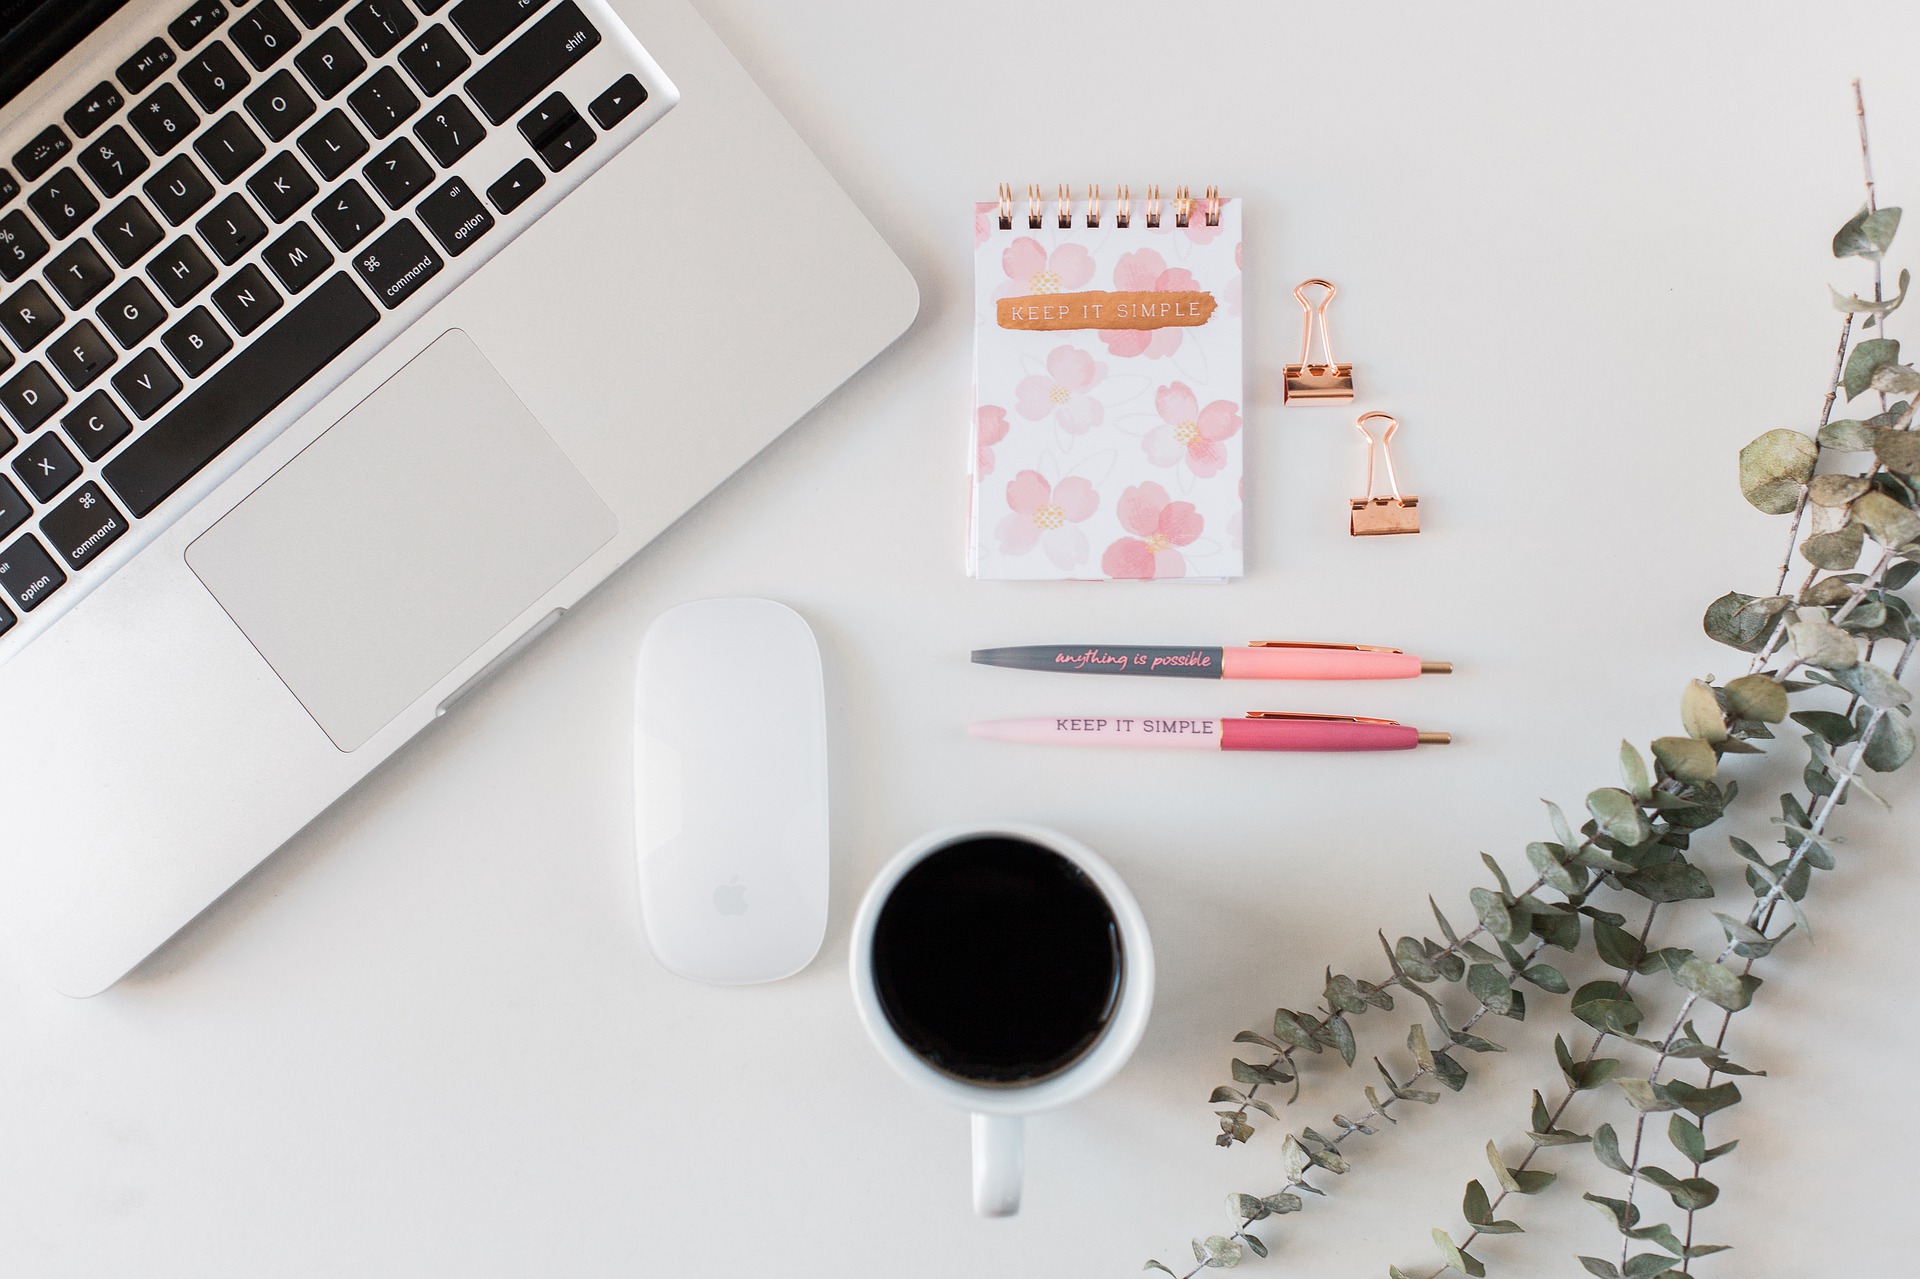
485 157 543 215
589 75 645 130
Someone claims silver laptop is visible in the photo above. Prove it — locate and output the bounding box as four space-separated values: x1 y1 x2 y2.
0 0 918 995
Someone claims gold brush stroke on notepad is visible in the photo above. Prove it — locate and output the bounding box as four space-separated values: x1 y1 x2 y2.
997 290 1218 331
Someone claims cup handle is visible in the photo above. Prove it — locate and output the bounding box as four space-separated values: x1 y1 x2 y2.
971 1112 1023 1216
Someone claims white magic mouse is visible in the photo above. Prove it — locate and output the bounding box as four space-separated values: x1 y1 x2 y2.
634 598 828 984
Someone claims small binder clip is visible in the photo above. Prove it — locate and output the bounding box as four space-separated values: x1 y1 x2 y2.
1284 279 1354 405
1350 412 1421 536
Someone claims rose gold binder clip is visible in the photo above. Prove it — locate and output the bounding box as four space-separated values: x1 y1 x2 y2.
1350 411 1421 536
1284 279 1355 405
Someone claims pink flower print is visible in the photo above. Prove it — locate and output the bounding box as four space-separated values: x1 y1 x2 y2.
997 236 1095 299
1014 345 1106 434
997 470 1100 570
1102 481 1203 579
1152 195 1230 245
1098 249 1199 358
975 404 1010 477
974 201 998 248
1144 382 1241 479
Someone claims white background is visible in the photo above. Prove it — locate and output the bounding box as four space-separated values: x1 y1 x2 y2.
4 2 1918 1274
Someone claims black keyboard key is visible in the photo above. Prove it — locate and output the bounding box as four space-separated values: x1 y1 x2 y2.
76 126 151 198
248 151 318 222
288 0 352 23
299 109 369 179
589 74 646 130
0 479 26 538
28 170 100 240
417 175 491 255
1 281 62 350
294 28 367 100
94 197 165 267
0 363 67 432
0 210 48 281
41 482 129 572
62 391 134 460
13 430 81 500
99 278 169 347
0 597 12 636
0 345 11 378
180 39 251 111
163 305 233 375
233 1 301 69
12 126 71 184
130 85 200 156
148 236 218 305
145 154 215 225
451 0 552 53
47 321 116 391
212 263 284 334
518 93 590 171
363 138 432 208
245 69 317 142
347 0 417 56
112 349 184 419
45 240 114 308
413 95 483 166
197 193 269 264
350 217 440 308
399 24 469 96
261 221 332 292
195 113 266 185
465 2 599 125
65 82 126 140
0 171 17 207
485 156 541 213
348 67 420 139
118 39 178 96
416 0 451 12
0 534 64 612
314 179 382 248
170 0 231 50
104 273 378 516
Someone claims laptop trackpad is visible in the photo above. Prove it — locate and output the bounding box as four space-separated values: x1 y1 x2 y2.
186 330 617 752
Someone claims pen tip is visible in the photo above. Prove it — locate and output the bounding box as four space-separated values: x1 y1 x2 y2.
1417 731 1453 745
1421 661 1453 675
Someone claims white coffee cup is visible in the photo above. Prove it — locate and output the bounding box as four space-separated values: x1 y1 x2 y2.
849 822 1154 1217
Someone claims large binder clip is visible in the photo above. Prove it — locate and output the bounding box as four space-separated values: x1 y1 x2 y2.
1284 279 1354 405
1350 411 1421 536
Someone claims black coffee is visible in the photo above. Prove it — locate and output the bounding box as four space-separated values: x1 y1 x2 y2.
871 836 1123 1085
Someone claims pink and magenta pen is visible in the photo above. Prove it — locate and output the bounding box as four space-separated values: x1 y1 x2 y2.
971 642 1451 681
971 713 1451 752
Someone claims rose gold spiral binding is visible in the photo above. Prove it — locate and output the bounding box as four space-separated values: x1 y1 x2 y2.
1205 184 1221 227
1174 184 1192 227
1025 183 1042 229
1087 184 1101 228
1057 183 1072 229
1145 183 1161 228
996 182 1013 230
1116 184 1131 228
990 184 1219 230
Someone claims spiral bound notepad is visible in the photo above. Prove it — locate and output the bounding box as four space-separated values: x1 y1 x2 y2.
968 185 1244 581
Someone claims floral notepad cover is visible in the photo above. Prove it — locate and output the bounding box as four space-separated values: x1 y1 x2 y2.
967 198 1243 581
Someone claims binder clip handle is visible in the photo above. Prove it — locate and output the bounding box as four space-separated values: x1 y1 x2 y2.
1355 411 1403 503
1293 279 1340 370
1350 411 1421 536
1283 278 1354 405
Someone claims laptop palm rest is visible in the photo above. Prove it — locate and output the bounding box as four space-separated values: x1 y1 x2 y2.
186 329 616 752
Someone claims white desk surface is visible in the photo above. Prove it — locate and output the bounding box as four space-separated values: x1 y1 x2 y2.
5 2 1916 1274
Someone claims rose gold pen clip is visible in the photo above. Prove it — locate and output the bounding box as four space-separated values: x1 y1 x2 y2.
1283 279 1355 405
1350 411 1421 536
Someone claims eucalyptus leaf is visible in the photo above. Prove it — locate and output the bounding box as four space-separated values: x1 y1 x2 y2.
1831 266 1910 317
1789 611 1860 668
1587 787 1651 845
1801 523 1866 570
1875 429 1920 476
1243 1234 1267 1259
1651 735 1716 783
1578 1259 1622 1279
1407 1022 1436 1072
1621 858 1714 903
1673 954 1762 1010
1461 1178 1491 1226
1858 705 1918 771
1616 1078 1680 1112
1703 591 1789 652
1431 1228 1485 1279
1526 840 1587 894
1625 1250 1685 1277
1723 673 1789 723
1194 1234 1243 1268
1619 740 1651 798
1832 659 1912 709
1834 203 1902 260
1853 489 1920 546
1680 681 1728 742
1738 429 1819 510
1592 1123 1633 1174
1666 1079 1742 1117
1843 336 1901 399
1820 417 1882 450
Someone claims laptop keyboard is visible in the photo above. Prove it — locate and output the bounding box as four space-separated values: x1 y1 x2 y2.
0 0 660 650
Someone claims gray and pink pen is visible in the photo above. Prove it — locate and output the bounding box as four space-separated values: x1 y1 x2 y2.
969 642 1453 753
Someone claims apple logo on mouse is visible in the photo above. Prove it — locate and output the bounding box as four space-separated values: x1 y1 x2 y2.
712 877 748 916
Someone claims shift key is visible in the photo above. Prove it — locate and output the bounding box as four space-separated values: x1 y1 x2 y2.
464 1 600 125
41 481 128 571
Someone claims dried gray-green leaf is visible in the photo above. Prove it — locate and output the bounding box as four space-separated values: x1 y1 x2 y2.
1650 735 1716 783
1808 473 1870 506
1875 429 1920 476
1673 954 1761 1010
1843 336 1901 399
1194 1234 1243 1268
1262 1192 1303 1215
1853 489 1920 546
1431 1228 1485 1279
1144 1262 1176 1276
1467 963 1514 1016
1622 858 1714 903
1407 1022 1436 1072
1579 1259 1623 1279
1723 673 1788 723
1587 787 1650 845
1832 659 1912 709
1801 523 1866 570
1738 429 1818 511
1618 740 1651 799
1820 417 1882 451
1680 680 1728 742
1790 610 1860 669
1858 705 1917 771
1834 204 1902 260
1593 1122 1633 1174
1616 1078 1680 1112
